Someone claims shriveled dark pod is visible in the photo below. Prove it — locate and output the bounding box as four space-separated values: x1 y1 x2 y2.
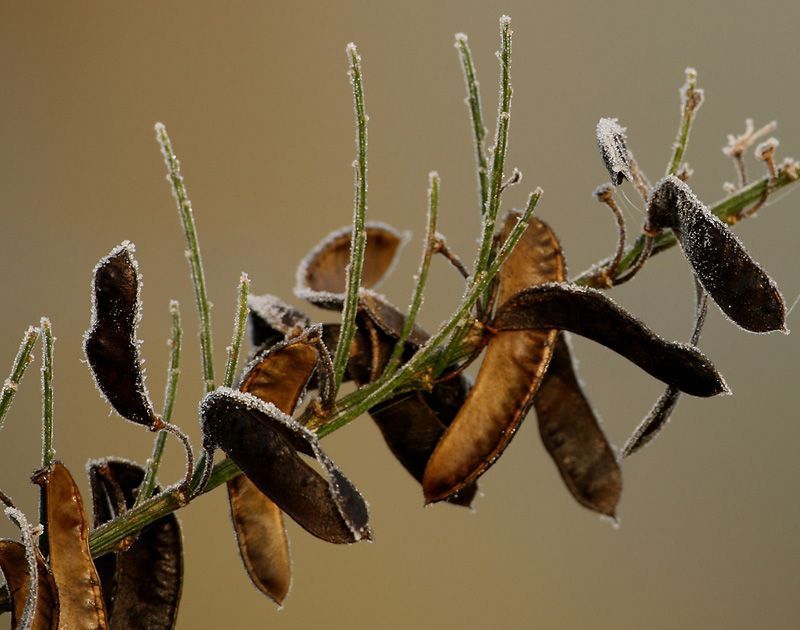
424 215 565 503
494 283 728 397
247 293 311 350
32 461 108 629
0 540 59 630
88 459 183 629
596 118 632 185
647 175 786 333
295 222 406 308
201 388 371 544
84 242 158 428
533 334 622 517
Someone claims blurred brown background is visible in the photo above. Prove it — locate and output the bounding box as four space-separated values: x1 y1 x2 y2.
1 1 798 628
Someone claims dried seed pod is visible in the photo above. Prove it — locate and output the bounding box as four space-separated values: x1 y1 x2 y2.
201 388 371 544
533 334 622 517
295 222 406 308
494 283 728 397
32 461 108 629
0 540 59 630
84 242 158 428
87 459 183 629
647 176 786 333
247 293 311 350
596 118 632 185
423 216 565 503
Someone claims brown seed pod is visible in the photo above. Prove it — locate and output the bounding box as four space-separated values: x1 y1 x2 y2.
295 222 406 308
32 461 108 629
84 242 158 428
647 176 786 333
596 118 632 185
247 293 311 350
423 215 565 503
0 540 59 630
87 459 183 630
533 334 622 517
201 387 371 544
494 283 728 397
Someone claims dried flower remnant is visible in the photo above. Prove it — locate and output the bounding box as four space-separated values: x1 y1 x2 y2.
88 460 182 629
201 387 371 544
597 118 632 185
0 539 59 630
84 242 158 428
32 462 108 629
647 176 786 333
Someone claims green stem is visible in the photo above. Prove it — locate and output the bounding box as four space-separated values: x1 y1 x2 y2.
40 318 55 469
155 123 216 394
384 173 440 377
332 43 369 393
0 325 39 431
666 68 702 177
223 273 250 388
455 33 489 213
135 301 182 508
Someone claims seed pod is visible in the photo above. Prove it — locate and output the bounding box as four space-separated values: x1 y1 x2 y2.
596 118 632 185
32 461 108 629
247 293 311 350
295 222 406 308
201 388 371 544
494 283 728 397
424 215 565 503
647 176 786 333
0 540 59 630
84 242 158 428
533 334 622 517
87 459 183 629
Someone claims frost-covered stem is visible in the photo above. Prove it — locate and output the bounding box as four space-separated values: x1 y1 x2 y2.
385 173 440 378
667 68 702 177
0 325 39 431
473 16 512 287
455 33 490 212
135 301 182 508
40 318 55 470
161 422 195 495
332 43 369 393
223 273 250 388
573 165 800 287
155 123 216 393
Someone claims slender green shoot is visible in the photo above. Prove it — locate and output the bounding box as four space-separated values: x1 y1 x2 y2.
40 318 54 469
332 43 369 393
455 33 489 212
384 173 440 378
223 273 250 388
0 325 39 431
666 68 703 176
155 123 216 393
473 16 513 290
135 301 182 508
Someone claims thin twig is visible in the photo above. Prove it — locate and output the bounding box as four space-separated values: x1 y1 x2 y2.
40 318 54 469
433 234 469 280
593 184 627 284
223 273 250 389
667 67 704 177
0 325 40 431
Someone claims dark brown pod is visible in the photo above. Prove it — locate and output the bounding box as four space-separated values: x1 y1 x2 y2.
596 118 632 185
247 293 311 350
0 540 59 630
423 216 565 503
84 242 158 428
88 459 183 629
32 461 108 629
295 222 406 308
201 387 371 544
494 283 728 397
231 330 324 604
533 334 622 517
647 176 786 333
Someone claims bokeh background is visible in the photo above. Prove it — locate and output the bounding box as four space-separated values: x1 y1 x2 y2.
1 1 798 628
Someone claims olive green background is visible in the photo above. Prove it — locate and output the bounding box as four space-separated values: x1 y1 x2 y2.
1 2 798 628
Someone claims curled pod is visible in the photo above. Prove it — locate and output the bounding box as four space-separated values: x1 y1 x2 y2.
201 387 371 544
533 334 622 517
247 293 311 351
32 461 108 629
295 222 406 308
84 242 158 428
423 214 565 503
647 176 786 333
88 459 183 630
494 283 728 397
0 539 59 630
